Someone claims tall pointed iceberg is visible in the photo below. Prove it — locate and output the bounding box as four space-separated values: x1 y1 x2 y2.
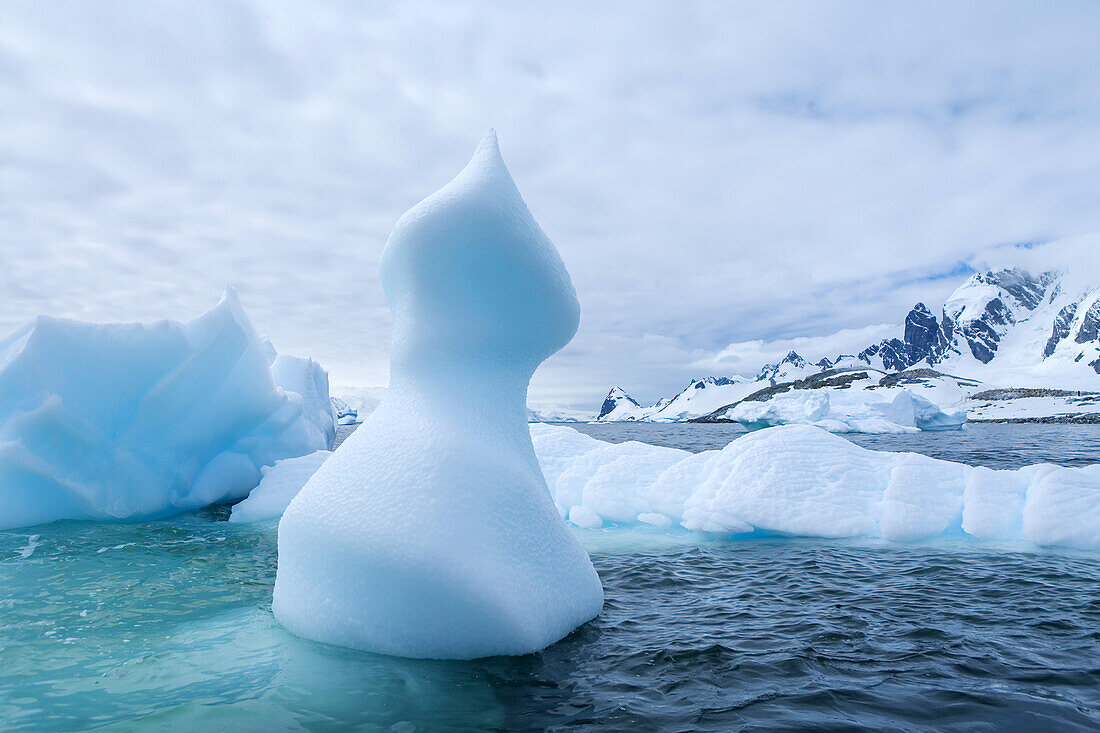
273 132 604 659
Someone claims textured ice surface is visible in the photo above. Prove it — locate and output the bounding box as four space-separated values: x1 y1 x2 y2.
728 388 966 434
0 288 335 530
273 132 604 659
230 450 332 523
529 423 1100 551
239 420 1100 552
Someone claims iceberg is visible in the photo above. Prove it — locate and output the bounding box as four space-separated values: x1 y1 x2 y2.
238 419 1100 552
330 386 387 424
0 288 336 530
330 397 359 425
229 450 332 523
273 132 604 659
727 387 966 433
528 423 1100 550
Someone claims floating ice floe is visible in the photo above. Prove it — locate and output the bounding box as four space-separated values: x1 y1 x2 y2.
0 288 335 530
272 132 604 659
239 419 1100 551
330 397 359 425
530 423 1100 550
230 450 332 523
726 388 966 434
597 367 971 431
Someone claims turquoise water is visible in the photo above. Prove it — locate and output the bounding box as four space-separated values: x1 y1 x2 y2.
3 424 1100 731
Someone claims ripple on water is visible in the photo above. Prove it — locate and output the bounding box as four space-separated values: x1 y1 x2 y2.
3 422 1100 730
4 518 1100 731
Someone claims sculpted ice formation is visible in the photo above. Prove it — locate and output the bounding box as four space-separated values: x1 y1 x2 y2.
0 288 335 530
272 132 604 659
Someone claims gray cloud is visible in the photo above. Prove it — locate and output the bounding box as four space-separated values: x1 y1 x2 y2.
2 1 1099 407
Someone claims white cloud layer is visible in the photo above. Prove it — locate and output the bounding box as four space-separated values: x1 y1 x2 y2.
2 1 1100 407
693 324 901 375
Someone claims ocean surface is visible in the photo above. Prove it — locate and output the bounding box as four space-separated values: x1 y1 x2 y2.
3 423 1100 731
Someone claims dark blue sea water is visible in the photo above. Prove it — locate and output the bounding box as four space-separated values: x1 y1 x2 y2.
2 423 1100 731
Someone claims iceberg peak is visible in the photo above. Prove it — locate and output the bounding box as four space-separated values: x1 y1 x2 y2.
464 128 504 176
380 131 579 375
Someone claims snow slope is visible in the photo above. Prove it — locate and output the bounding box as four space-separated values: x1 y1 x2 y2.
0 288 336 530
966 389 1100 422
596 378 762 422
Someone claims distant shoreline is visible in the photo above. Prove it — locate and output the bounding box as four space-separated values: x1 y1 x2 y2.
968 414 1100 424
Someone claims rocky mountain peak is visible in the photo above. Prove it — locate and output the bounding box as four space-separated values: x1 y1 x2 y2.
782 350 806 367
597 387 640 419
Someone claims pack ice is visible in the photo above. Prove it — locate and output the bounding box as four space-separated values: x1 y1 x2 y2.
530 423 1100 550
0 288 336 530
273 132 604 659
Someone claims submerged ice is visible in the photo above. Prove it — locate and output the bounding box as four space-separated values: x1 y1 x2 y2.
272 132 604 659
0 288 335 530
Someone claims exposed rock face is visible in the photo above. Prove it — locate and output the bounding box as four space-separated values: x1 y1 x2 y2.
903 303 943 356
598 387 641 419
756 350 807 382
595 268 1100 423
943 269 1057 364
957 298 1010 363
1076 300 1100 344
854 268 1073 370
1044 303 1079 357
693 376 738 388
859 302 957 371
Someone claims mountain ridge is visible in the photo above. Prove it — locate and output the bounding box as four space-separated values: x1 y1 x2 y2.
596 267 1100 422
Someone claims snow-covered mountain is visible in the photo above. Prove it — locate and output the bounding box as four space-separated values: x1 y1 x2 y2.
756 351 821 383
851 268 1100 385
596 267 1100 423
596 386 647 420
597 377 762 422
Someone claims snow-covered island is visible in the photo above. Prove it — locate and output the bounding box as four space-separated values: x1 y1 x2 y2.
594 268 1100 430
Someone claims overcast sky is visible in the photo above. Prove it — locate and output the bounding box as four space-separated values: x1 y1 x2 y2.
3 1 1100 409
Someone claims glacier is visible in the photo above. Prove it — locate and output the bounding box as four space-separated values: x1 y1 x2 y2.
0 288 336 531
272 132 604 660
